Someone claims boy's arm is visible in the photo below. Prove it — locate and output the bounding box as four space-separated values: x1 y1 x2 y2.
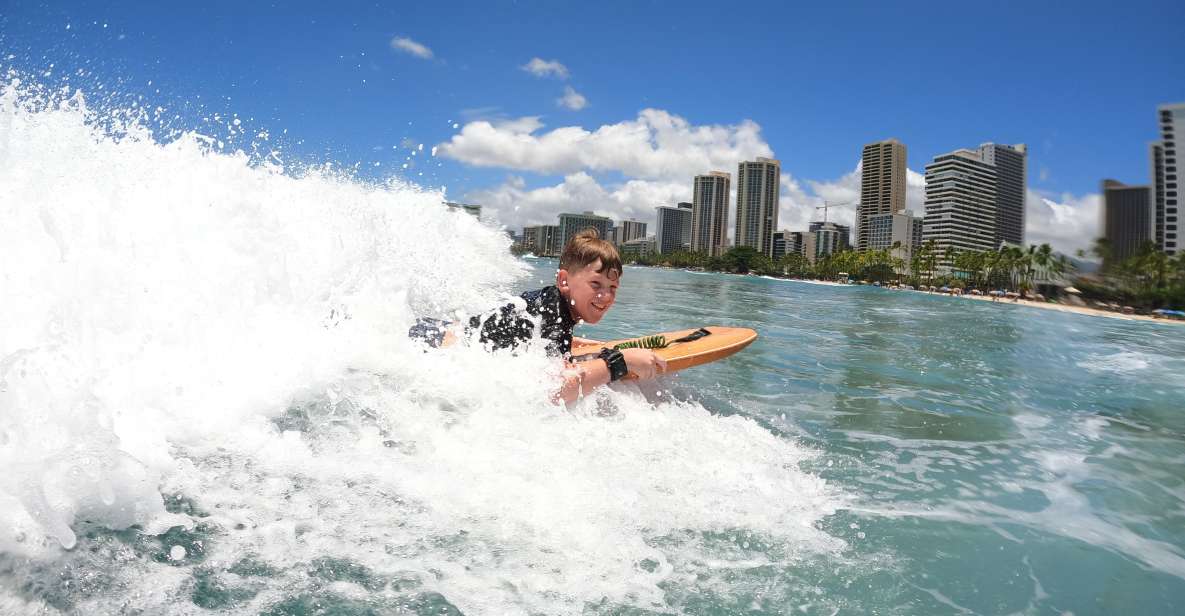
552 349 667 404
553 357 613 404
571 336 602 346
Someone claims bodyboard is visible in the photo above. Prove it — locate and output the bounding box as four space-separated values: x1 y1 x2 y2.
571 326 757 375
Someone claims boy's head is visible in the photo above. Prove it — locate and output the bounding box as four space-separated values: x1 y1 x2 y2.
556 228 622 324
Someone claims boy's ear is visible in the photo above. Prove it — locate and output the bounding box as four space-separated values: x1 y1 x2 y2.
555 268 569 293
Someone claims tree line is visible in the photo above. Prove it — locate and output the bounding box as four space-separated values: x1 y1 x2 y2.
516 236 1184 308
1074 240 1185 308
627 241 1072 293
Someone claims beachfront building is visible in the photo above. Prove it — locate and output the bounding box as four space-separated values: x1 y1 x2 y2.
772 231 789 261
921 142 1026 269
922 148 1000 268
692 171 731 257
1153 103 1184 255
557 211 613 248
735 158 781 258
655 203 693 254
1102 180 1152 264
521 224 560 257
978 143 1028 246
810 221 850 260
772 230 811 261
866 210 923 265
617 219 647 245
619 236 656 260
444 201 482 219
857 139 907 251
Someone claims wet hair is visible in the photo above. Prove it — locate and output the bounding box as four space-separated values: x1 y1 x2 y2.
559 227 622 280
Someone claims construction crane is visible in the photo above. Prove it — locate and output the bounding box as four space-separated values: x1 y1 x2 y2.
815 200 856 224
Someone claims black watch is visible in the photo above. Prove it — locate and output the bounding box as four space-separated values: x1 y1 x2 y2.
598 347 629 382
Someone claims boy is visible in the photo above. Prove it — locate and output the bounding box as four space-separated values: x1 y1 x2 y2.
410 228 666 403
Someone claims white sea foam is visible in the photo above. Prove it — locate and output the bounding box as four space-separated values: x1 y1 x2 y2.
1077 351 1151 374
0 76 839 614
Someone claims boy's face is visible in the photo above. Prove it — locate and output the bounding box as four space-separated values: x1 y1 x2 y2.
557 259 619 324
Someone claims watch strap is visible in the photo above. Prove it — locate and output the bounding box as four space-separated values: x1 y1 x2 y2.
598 347 629 381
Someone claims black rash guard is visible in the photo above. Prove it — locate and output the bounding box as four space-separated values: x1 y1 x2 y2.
409 285 578 357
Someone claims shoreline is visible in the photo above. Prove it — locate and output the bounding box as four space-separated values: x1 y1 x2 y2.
907 288 1184 325
603 261 1183 327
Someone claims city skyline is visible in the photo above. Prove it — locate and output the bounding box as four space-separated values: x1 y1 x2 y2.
520 101 1173 267
504 100 1178 264
3 2 1182 259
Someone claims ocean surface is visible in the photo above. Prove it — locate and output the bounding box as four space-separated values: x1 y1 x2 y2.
3 76 1185 615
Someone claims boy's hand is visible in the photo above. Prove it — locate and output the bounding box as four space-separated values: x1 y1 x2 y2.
621 348 667 380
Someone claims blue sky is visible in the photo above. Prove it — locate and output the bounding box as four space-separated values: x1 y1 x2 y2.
2 1 1183 254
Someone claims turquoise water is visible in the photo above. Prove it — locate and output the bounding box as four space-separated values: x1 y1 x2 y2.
555 260 1185 614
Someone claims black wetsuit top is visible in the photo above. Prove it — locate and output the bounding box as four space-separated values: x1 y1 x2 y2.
409 285 577 357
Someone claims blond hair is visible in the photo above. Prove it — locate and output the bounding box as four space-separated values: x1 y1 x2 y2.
559 228 622 279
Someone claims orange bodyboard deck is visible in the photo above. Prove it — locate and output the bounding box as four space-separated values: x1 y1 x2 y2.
572 326 758 374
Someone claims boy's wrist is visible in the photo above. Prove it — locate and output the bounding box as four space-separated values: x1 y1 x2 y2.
598 348 628 381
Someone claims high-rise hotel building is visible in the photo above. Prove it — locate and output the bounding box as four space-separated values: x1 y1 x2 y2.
1101 180 1152 264
557 211 613 249
1153 103 1184 255
809 221 851 261
857 139 907 251
692 171 731 257
735 158 781 258
978 143 1027 246
655 202 693 254
522 225 560 257
922 143 1026 268
617 219 647 245
922 149 1000 267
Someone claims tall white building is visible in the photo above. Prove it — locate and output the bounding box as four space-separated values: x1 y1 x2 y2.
692 171 731 256
655 203 693 254
557 211 613 250
1153 103 1184 255
857 139 907 251
922 148 1002 268
735 158 781 257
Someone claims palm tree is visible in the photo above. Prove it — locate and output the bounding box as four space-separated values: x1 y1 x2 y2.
922 239 939 286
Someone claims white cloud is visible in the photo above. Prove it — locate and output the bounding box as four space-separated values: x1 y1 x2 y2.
438 109 773 180
1025 189 1100 256
390 36 434 59
467 173 687 232
556 86 588 111
521 57 569 79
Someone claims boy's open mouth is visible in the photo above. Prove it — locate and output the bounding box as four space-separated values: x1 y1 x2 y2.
590 302 607 312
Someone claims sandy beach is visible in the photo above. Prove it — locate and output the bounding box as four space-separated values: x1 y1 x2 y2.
916 289 1185 325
